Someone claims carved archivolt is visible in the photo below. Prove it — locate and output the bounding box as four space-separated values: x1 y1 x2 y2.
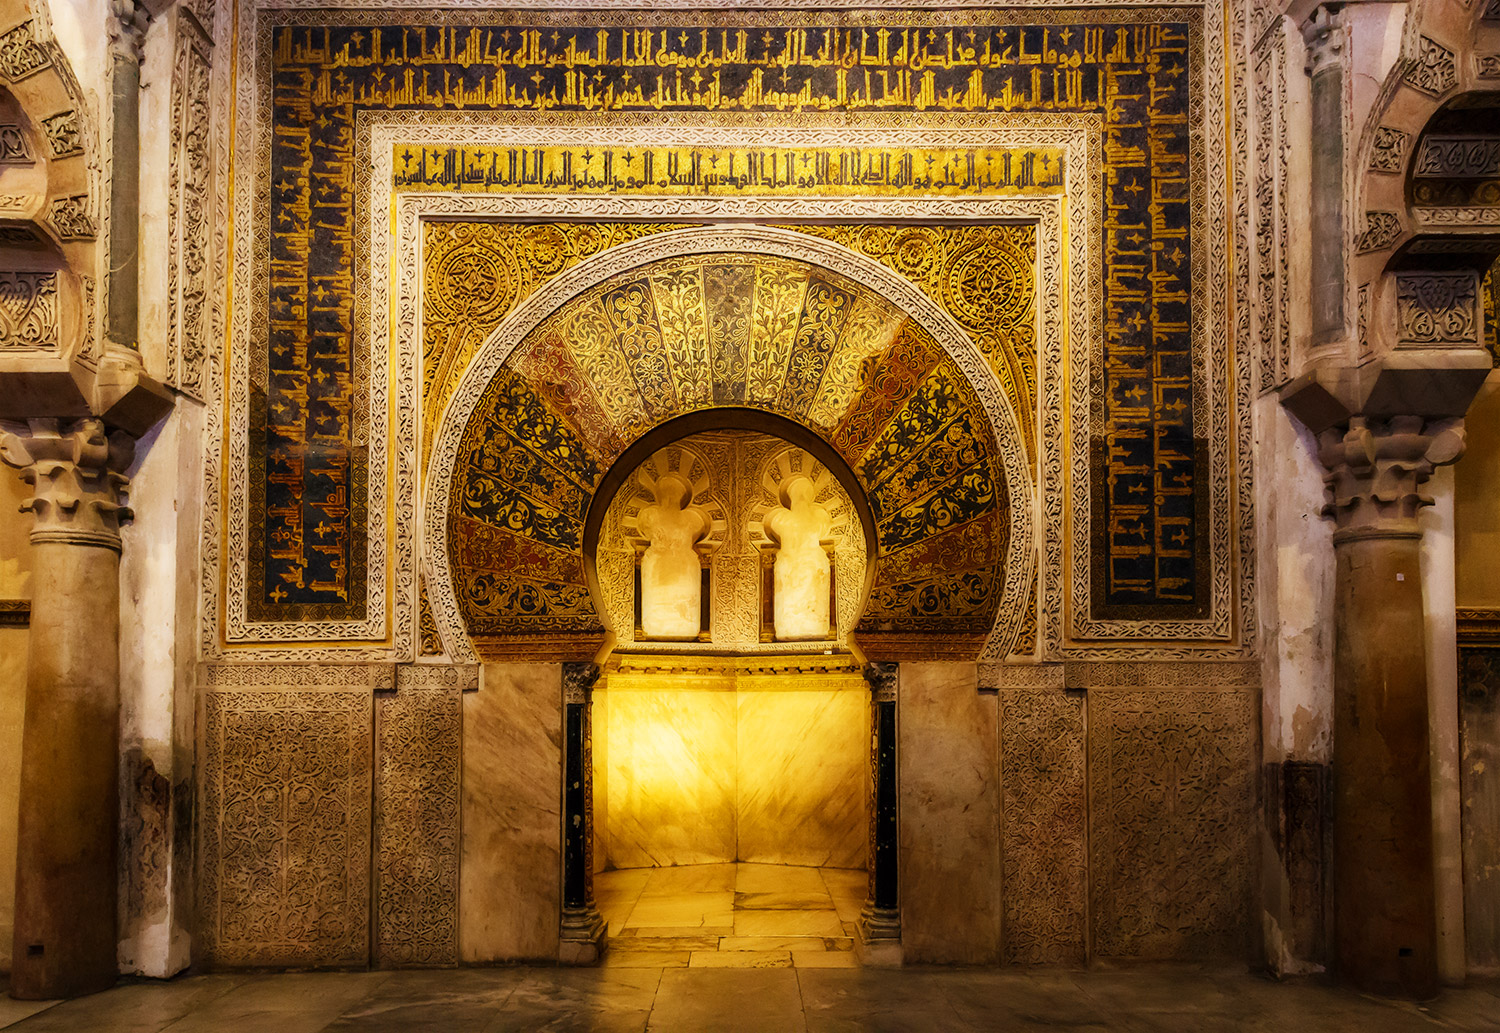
424 228 1033 664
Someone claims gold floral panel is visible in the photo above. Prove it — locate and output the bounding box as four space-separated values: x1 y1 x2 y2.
444 247 1027 659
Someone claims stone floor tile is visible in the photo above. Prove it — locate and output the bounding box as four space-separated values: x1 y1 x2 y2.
736 864 828 896
624 892 735 928
600 950 690 968
644 865 737 895
792 952 859 969
0 996 57 1030
319 969 526 1032
647 969 805 1033
734 909 844 938
688 951 792 968
6 974 257 1033
480 969 660 1033
797 969 978 1033
137 973 392 1033
718 936 829 952
735 891 835 910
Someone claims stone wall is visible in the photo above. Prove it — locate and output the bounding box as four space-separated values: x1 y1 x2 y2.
193 658 1259 970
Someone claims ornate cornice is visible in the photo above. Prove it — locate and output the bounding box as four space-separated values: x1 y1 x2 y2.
0 598 29 626
1317 415 1465 541
1457 608 1500 647
0 417 134 550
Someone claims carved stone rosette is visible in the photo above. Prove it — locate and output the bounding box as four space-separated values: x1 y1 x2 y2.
1316 415 1465 541
0 417 134 550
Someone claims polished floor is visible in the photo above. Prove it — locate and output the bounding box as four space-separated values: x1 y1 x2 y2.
596 862 864 968
5 964 1500 1032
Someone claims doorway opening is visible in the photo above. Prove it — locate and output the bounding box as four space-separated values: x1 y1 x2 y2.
590 654 869 969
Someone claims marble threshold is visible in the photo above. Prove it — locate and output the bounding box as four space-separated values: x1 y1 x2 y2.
595 862 865 969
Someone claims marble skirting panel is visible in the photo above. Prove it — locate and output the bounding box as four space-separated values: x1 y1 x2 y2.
999 689 1086 964
374 665 473 967
736 671 868 869
461 663 562 962
199 685 374 967
1087 688 1257 959
596 668 867 870
597 670 740 869
898 663 1001 964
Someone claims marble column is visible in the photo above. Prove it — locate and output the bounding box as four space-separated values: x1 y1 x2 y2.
559 662 605 964
1302 5 1345 350
856 662 900 966
0 418 134 999
1319 414 1465 997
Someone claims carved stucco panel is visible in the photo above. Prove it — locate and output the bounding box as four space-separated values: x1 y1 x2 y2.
374 666 469 966
200 688 373 967
1087 688 1256 958
999 688 1086 964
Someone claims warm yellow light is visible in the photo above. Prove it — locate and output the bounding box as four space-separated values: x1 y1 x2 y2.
595 663 869 870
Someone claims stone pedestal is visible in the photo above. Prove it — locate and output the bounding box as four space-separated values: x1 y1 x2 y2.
1 419 134 999
1320 415 1464 997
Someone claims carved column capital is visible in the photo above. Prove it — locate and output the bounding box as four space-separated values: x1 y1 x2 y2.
1317 414 1464 542
562 661 601 703
0 417 134 550
863 661 898 702
108 0 149 63
1302 5 1345 78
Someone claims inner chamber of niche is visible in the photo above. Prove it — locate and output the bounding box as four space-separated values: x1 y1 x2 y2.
590 430 871 919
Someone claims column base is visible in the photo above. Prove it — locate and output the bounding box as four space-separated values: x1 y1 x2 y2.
558 906 606 965
856 905 902 967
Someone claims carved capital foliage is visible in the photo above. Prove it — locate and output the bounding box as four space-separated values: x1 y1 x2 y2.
0 416 133 549
1301 6 1344 78
108 0 149 63
562 660 600 702
863 661 898 701
1317 415 1465 538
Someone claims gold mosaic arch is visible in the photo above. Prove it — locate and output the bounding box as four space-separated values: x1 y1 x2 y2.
424 226 1034 663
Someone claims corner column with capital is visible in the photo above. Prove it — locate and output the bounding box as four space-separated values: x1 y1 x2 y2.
1316 414 1465 997
1302 5 1347 353
559 661 606 964
856 661 900 966
0 418 135 999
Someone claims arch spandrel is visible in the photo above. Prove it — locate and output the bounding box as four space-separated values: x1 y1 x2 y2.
427 227 1034 664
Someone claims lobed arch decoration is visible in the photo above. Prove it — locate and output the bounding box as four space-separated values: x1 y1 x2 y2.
1354 0 1500 323
0 0 98 414
423 226 1034 664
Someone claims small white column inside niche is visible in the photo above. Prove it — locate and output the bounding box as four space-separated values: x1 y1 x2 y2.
765 474 834 641
637 472 710 640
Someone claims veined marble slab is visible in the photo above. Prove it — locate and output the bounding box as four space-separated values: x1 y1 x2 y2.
898 662 1002 964
597 668 866 868
460 663 562 962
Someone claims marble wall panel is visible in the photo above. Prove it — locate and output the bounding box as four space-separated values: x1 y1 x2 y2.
999 688 1086 964
599 671 739 869
461 663 563 962
1088 688 1257 959
374 665 472 967
898 662 1001 964
735 674 868 869
200 688 372 967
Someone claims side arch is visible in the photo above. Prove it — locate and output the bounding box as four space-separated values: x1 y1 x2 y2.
423 225 1035 663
